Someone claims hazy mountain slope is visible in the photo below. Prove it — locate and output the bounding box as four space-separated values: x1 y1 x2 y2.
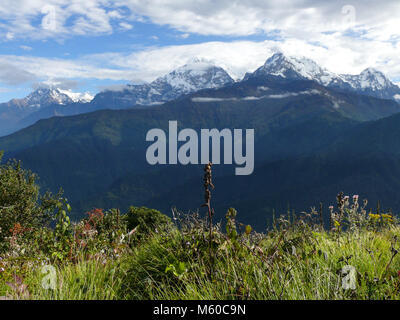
16 101 95 131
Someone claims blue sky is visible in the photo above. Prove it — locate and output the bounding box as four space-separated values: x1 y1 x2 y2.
0 0 399 102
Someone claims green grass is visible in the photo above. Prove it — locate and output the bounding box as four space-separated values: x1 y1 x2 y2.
2 210 400 300
116 225 400 300
2 258 124 300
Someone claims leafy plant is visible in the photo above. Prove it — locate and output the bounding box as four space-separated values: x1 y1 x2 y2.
125 206 171 242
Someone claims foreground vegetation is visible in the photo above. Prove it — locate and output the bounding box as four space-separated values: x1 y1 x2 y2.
1 153 400 300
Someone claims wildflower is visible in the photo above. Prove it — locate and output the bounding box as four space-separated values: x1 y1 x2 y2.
9 223 25 236
368 213 382 228
381 214 393 223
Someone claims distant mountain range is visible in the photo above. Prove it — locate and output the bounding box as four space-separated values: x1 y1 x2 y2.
2 65 400 229
6 87 93 108
0 53 399 137
2 53 400 230
0 88 94 136
244 53 400 100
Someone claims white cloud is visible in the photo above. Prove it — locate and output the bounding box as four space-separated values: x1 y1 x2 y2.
19 45 32 51
120 0 400 40
34 78 80 90
0 1 398 42
5 32 14 40
191 90 322 102
0 61 37 85
1 37 400 89
119 22 133 30
0 54 136 85
192 97 238 102
85 41 275 81
0 0 121 40
267 90 321 99
0 1 399 89
79 38 400 82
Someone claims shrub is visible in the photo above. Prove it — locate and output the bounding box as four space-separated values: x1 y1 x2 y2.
124 206 171 240
0 152 63 250
73 208 129 260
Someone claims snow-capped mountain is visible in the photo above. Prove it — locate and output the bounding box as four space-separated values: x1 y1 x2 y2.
245 52 400 100
244 52 340 86
153 58 234 95
0 88 94 136
92 58 234 108
58 89 94 103
3 88 93 110
339 68 400 100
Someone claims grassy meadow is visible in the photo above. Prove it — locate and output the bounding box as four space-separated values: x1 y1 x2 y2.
1 153 400 300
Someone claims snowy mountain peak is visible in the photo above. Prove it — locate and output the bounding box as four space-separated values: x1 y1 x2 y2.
339 68 399 99
94 59 234 108
358 68 391 89
156 59 233 93
58 89 94 103
24 88 74 107
263 53 324 74
361 67 381 75
246 52 400 100
7 87 93 110
245 52 337 86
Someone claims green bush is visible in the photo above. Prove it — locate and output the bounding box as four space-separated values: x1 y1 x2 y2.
0 152 62 248
72 208 129 259
125 206 171 239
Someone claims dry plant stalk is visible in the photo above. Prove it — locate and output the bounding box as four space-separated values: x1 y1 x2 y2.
202 162 215 277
